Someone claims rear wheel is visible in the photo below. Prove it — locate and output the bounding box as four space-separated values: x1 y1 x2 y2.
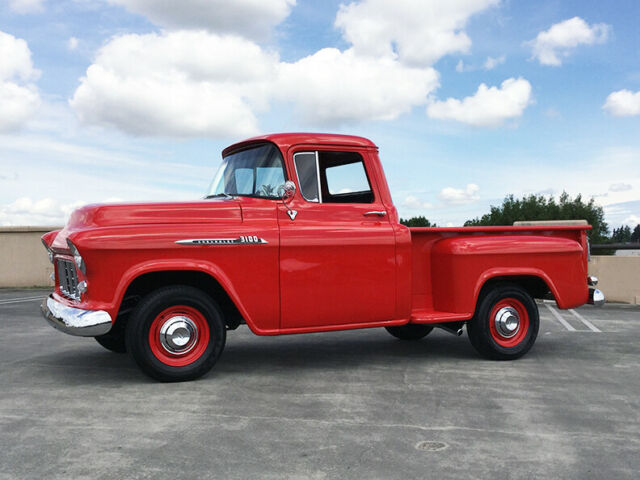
385 324 434 340
125 285 226 382
467 283 539 360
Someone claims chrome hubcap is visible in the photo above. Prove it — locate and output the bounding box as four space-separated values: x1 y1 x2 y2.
159 316 198 355
494 306 520 338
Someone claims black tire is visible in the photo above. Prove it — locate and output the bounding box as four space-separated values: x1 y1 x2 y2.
125 285 226 382
385 324 434 340
467 283 539 360
95 329 127 353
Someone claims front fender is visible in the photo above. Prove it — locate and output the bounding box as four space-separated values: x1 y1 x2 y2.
109 259 275 334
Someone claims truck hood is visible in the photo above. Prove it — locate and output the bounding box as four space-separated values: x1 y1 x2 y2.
66 199 242 229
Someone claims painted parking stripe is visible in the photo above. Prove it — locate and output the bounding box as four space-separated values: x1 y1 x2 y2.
0 296 44 305
569 309 602 333
544 304 576 331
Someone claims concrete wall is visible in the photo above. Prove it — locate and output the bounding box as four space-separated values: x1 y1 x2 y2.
0 227 60 288
2 228 640 304
589 255 640 304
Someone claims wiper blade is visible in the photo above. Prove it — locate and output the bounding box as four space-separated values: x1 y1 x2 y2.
204 193 235 199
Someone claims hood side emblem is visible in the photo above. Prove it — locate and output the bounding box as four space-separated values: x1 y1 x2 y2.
287 210 297 221
176 236 268 245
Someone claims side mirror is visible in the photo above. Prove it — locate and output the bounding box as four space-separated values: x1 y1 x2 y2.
279 181 296 203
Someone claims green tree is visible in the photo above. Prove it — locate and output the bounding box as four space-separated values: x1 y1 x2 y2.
464 192 609 243
632 224 640 243
400 216 435 227
611 225 633 243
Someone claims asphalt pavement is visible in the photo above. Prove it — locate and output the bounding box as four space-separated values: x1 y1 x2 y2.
0 289 638 479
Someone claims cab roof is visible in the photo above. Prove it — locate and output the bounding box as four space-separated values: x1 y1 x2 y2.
222 133 377 157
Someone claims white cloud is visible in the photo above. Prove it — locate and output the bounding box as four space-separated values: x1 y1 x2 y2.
439 184 480 205
402 195 433 210
455 55 505 73
455 60 468 73
483 55 505 70
528 17 609 66
622 214 640 226
426 77 532 127
0 30 41 132
68 37 79 51
609 183 632 192
0 31 40 82
0 197 84 226
108 0 295 40
276 48 439 125
335 0 499 66
603 89 640 117
70 31 278 138
8 0 45 14
70 27 441 134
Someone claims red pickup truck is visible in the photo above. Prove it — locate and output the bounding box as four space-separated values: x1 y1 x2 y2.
41 133 604 381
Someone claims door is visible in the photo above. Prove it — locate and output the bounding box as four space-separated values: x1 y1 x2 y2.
278 148 397 330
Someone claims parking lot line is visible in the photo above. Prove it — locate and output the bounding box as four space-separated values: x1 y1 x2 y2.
0 296 44 305
544 304 577 331
569 309 601 333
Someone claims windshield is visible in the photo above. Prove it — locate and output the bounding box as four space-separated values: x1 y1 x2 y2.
207 143 286 199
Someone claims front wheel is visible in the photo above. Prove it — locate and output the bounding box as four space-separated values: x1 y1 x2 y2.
95 330 126 353
467 284 539 360
125 286 226 382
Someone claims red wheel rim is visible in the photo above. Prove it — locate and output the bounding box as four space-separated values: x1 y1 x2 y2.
488 298 529 348
148 305 210 367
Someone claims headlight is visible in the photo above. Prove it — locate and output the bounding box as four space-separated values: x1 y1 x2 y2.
66 239 86 274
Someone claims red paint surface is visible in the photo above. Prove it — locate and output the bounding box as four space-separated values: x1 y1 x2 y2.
42 133 592 335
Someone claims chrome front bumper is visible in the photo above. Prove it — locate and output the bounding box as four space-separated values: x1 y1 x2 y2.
41 295 112 337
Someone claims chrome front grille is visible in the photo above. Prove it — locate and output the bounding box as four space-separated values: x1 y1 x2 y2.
57 258 80 300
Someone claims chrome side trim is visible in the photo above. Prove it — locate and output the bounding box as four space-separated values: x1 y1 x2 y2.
41 295 112 337
176 236 268 245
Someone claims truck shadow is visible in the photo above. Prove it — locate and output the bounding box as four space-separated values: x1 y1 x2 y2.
217 330 480 374
28 329 565 384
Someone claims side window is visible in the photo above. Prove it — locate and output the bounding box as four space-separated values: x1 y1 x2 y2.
325 162 370 195
294 152 321 202
319 151 374 204
293 151 374 204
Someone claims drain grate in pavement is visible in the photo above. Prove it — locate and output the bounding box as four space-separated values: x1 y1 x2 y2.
415 441 448 452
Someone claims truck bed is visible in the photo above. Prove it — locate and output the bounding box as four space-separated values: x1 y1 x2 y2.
407 225 590 323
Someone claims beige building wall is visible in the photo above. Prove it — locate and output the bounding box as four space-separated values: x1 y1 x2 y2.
589 255 640 304
2 228 640 304
0 227 60 288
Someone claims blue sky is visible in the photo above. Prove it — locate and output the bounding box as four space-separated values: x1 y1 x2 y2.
1 0 639 228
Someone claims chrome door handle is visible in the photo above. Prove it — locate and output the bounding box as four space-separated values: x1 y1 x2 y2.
363 211 387 217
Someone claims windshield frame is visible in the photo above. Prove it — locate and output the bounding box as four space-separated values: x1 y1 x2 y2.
206 142 288 200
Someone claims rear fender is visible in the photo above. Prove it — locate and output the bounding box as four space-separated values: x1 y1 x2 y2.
431 235 588 313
